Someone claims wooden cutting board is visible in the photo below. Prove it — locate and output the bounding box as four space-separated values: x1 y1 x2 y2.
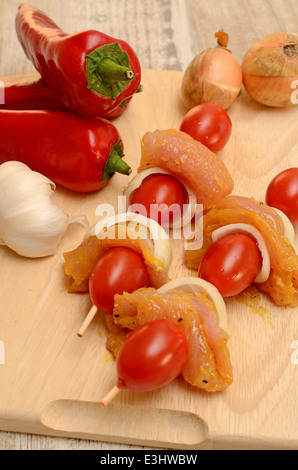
0 69 297 450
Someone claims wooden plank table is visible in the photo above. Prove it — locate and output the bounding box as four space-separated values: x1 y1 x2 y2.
0 0 297 451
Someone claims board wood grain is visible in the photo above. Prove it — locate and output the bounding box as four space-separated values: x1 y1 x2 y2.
0 69 297 450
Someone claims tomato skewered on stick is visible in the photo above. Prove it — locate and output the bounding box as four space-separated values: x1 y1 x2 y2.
129 173 188 226
198 233 263 297
101 319 188 406
77 246 150 337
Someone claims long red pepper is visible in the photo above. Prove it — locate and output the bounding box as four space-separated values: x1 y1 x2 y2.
0 71 134 118
15 3 142 117
0 72 68 111
0 110 131 192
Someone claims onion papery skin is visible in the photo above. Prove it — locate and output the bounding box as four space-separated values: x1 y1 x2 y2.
181 33 242 110
242 32 298 107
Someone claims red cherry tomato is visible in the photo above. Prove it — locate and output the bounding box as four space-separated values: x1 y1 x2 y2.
180 103 232 152
130 173 187 226
265 168 298 225
198 233 263 297
89 246 150 313
116 319 188 392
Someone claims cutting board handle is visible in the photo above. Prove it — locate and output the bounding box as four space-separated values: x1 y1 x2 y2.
40 399 208 448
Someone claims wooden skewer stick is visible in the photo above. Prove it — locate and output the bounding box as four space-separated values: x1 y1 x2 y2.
77 305 98 337
100 385 122 406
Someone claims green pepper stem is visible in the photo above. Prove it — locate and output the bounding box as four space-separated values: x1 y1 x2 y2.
98 58 134 81
86 43 135 99
108 149 132 174
101 140 131 184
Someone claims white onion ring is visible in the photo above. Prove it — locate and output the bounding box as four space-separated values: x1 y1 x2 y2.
158 276 228 331
85 211 172 270
272 207 295 247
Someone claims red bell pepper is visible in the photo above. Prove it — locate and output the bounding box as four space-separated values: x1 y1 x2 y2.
0 110 131 192
15 3 142 118
0 71 135 118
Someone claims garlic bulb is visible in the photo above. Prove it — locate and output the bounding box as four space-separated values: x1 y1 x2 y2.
0 161 88 258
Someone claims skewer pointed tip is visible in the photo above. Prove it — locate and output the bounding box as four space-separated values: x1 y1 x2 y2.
100 385 122 406
77 304 98 337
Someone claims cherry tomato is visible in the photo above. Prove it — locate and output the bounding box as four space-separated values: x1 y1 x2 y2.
116 319 188 392
180 103 232 152
198 233 263 297
130 173 187 226
89 246 150 313
265 168 298 225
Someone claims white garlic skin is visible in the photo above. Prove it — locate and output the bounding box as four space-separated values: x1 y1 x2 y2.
0 161 69 258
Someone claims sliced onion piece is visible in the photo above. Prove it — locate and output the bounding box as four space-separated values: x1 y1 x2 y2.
157 276 227 331
211 223 270 283
123 167 197 229
271 207 295 246
85 211 172 270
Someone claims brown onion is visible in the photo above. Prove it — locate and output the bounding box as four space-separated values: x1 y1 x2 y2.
181 31 242 110
242 32 298 107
